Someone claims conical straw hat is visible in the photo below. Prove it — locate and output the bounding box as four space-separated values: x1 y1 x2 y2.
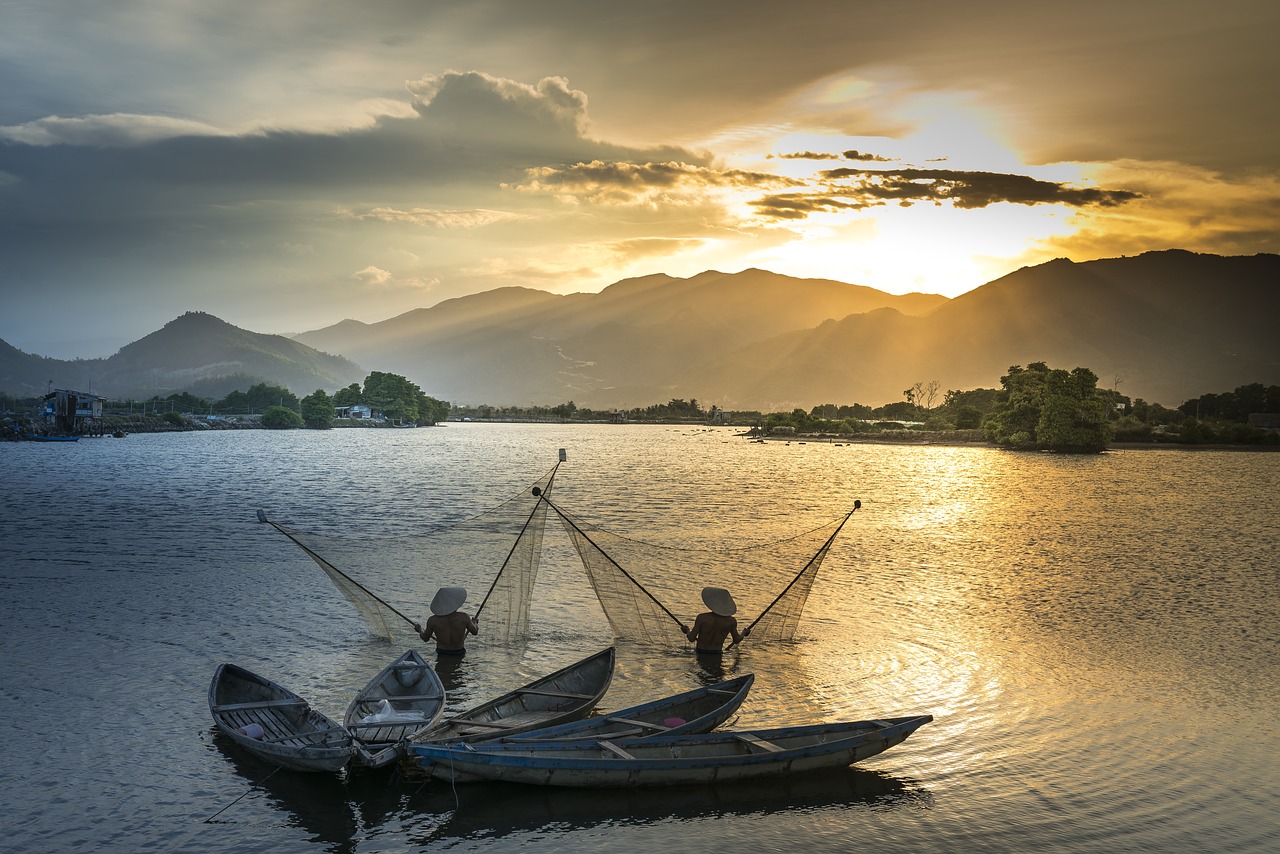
701 586 737 616
430 586 467 616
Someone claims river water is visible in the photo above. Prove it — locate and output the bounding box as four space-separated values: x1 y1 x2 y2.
1 424 1277 853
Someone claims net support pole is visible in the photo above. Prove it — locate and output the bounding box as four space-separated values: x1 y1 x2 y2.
743 500 860 637
544 495 690 634
256 511 420 629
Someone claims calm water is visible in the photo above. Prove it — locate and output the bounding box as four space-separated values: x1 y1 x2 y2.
1 425 1277 853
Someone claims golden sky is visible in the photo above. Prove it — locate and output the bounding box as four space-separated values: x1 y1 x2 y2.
2 0 1277 358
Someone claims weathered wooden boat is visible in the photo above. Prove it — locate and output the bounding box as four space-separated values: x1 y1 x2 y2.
502 673 754 742
209 663 354 773
410 714 932 787
408 647 616 744
345 650 445 769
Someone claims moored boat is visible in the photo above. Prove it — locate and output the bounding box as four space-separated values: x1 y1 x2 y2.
22 432 80 442
410 714 932 787
209 663 354 773
345 650 445 769
408 647 616 744
502 673 754 742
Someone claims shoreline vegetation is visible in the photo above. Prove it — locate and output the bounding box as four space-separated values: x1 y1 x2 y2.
4 364 1277 452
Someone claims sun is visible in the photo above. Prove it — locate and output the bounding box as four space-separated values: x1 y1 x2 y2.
706 89 1095 297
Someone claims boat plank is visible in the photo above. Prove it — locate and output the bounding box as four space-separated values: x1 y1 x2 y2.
213 698 307 712
516 688 597 700
598 740 636 759
735 733 784 752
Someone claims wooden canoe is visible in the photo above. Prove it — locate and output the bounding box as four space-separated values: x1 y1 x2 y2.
408 647 616 745
209 663 354 773
410 714 932 787
501 673 754 742
345 650 446 769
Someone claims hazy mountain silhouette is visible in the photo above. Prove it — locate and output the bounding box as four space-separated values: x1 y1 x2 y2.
687 250 1279 408
0 311 363 399
292 252 1276 408
3 252 1275 409
293 269 950 406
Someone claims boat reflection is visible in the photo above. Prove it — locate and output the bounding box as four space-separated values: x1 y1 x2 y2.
408 766 931 845
209 729 360 853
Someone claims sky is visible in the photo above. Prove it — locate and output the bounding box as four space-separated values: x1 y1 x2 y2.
2 0 1277 360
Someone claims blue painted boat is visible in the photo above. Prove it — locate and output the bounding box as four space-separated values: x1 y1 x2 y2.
500 674 754 742
410 715 932 787
22 433 80 442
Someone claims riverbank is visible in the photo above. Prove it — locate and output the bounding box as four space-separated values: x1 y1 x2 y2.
746 429 1280 452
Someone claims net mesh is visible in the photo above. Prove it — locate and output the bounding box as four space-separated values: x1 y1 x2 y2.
264 467 558 644
550 501 856 647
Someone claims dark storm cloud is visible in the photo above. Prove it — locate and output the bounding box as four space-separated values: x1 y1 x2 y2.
842 150 892 162
749 192 867 219
806 167 1142 211
513 160 785 196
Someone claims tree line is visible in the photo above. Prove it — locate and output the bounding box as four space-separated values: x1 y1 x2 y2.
451 366 1278 453
91 371 450 430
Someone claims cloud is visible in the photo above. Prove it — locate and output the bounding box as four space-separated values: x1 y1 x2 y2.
507 160 788 205
1033 160 1280 260
353 266 392 286
770 151 841 160
749 192 868 220
739 167 1143 218
0 113 227 147
842 149 892 162
407 71 591 139
354 207 525 229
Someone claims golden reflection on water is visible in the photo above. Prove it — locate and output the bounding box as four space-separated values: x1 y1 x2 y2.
265 428 1276 814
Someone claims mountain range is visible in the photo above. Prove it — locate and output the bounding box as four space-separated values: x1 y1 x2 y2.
0 311 363 402
2 250 1276 409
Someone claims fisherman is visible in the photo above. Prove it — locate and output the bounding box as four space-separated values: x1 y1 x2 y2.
415 586 478 656
684 587 747 654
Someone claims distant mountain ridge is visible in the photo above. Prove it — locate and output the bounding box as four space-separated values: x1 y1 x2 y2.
292 252 1278 408
0 311 363 400
2 252 1276 408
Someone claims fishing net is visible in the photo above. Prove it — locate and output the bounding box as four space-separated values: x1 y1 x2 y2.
549 500 858 647
261 467 558 644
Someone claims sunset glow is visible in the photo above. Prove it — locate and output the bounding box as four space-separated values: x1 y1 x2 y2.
1 2 1276 358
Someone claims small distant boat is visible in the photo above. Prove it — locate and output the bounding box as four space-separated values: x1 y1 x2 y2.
345 650 445 769
504 673 754 742
410 715 932 788
409 647 616 745
22 433 80 442
209 663 354 773
111 431 127 438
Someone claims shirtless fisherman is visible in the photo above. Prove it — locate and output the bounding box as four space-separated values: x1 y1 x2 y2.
415 586 478 656
684 587 747 654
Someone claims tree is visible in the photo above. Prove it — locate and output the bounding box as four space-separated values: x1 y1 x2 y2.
260 405 303 429
333 383 362 407
363 371 420 421
416 392 450 425
551 401 578 420
300 389 334 429
984 363 1113 452
953 406 983 429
